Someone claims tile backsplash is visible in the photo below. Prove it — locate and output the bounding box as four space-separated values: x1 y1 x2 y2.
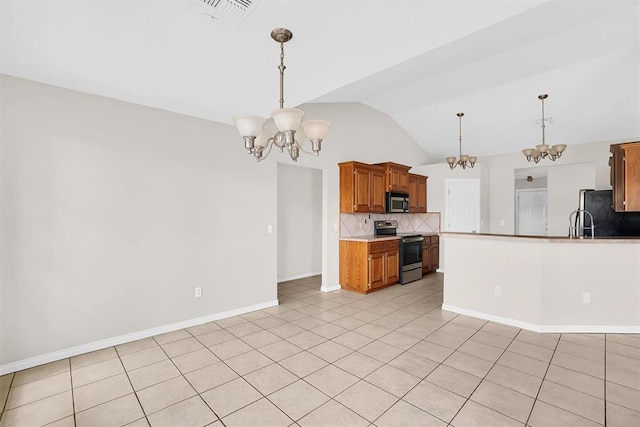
341 212 441 237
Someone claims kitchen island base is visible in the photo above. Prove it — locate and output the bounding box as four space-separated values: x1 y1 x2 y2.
442 233 640 333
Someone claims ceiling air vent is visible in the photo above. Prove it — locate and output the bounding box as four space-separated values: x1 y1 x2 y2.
191 0 259 26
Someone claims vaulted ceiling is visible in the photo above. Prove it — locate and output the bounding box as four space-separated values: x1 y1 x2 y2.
1 0 638 163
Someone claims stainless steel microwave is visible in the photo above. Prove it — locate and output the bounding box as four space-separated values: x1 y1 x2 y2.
386 192 409 213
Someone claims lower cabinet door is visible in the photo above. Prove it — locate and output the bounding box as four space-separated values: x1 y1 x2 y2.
430 245 440 271
369 252 385 289
385 250 399 284
422 244 430 274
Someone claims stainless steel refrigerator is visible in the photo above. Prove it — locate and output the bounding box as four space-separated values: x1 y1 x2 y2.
578 189 640 237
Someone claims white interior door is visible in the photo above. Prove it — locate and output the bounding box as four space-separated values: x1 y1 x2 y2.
445 179 480 232
516 189 547 236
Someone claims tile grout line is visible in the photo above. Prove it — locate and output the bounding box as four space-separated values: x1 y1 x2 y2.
68 358 77 427
523 331 562 426
190 319 298 426
155 330 229 426
436 318 522 425
114 344 152 427
0 371 16 422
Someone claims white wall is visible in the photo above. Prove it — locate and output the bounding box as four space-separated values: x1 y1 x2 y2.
0 75 279 366
277 164 322 281
0 76 429 368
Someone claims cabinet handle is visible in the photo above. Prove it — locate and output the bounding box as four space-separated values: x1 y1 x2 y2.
368 256 372 289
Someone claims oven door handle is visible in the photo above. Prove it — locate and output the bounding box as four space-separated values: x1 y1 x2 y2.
402 236 424 243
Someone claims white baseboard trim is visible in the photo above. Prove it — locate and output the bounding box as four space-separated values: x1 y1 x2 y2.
0 299 279 376
277 271 322 283
441 304 640 334
436 268 444 273
321 284 341 293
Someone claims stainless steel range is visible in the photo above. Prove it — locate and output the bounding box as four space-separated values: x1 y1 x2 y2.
374 221 424 285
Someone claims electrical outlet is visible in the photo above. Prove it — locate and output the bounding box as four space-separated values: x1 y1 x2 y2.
333 222 338 230
195 287 202 298
494 286 501 296
267 224 273 233
582 292 590 304
500 220 505 226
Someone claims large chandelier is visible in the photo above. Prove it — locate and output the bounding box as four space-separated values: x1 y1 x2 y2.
446 112 477 169
233 28 330 162
522 94 566 163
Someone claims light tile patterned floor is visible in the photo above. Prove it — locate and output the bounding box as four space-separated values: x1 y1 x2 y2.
1 274 639 426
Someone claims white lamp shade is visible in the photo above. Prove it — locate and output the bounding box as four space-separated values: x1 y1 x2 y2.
522 148 535 156
553 144 567 153
254 129 272 147
302 120 331 140
536 144 549 153
233 115 265 137
271 108 304 132
459 154 469 162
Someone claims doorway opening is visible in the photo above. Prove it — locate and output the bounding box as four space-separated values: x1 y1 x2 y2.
514 168 548 236
276 163 323 285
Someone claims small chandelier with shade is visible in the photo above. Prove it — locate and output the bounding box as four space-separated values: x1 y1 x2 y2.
233 28 330 162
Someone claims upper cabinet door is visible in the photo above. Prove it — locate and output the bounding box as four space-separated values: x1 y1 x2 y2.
375 162 411 193
611 142 640 212
408 173 427 213
339 161 387 213
370 168 386 213
354 167 373 212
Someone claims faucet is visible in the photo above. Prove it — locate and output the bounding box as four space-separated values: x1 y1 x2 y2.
568 209 595 239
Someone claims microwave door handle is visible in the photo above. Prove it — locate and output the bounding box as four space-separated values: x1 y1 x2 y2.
403 199 409 212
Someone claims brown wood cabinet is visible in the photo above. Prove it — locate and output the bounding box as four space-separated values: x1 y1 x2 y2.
339 162 386 213
339 239 399 293
408 173 428 213
421 235 439 275
611 141 640 212
375 162 411 193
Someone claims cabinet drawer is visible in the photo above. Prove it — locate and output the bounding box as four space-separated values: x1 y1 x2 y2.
385 240 399 251
431 235 439 244
368 241 387 253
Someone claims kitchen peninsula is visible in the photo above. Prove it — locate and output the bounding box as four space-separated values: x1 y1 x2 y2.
442 232 640 333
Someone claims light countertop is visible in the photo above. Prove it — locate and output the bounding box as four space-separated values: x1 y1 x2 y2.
339 232 439 242
440 232 640 244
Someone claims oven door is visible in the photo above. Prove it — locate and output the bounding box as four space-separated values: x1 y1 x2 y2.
400 236 423 268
